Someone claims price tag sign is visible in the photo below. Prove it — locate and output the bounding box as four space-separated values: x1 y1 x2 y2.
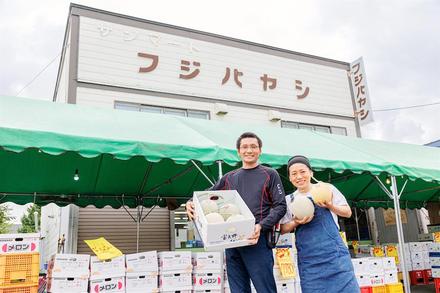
84 237 123 261
275 248 295 278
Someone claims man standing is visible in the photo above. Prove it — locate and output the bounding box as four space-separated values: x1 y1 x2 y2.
186 132 286 293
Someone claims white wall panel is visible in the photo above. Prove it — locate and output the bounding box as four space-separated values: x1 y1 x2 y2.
77 16 354 117
76 87 356 136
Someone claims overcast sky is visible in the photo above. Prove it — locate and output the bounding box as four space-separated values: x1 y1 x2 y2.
1 0 439 221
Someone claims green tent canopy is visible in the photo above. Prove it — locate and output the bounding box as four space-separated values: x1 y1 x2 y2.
0 96 439 209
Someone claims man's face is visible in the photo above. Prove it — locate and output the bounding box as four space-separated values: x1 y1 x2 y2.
237 137 261 165
289 163 313 189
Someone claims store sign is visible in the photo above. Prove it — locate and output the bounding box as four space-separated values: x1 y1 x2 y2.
350 57 374 125
78 17 354 116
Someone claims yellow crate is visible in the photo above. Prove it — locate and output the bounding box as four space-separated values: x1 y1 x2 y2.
372 285 387 293
0 254 39 287
0 285 38 293
385 283 403 293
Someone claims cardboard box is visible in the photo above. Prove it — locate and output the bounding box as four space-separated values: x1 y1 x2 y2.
368 258 384 273
90 255 126 280
412 261 425 271
408 242 427 253
158 251 192 272
275 280 295 293
192 252 222 271
126 272 158 292
429 243 440 252
47 254 90 278
193 190 255 250
418 233 434 242
47 277 88 293
159 272 192 291
384 270 398 284
193 272 222 290
355 274 370 287
90 276 125 293
126 251 158 273
382 257 397 271
430 256 440 267
193 290 221 293
432 267 440 278
428 225 440 233
0 233 40 254
352 258 371 274
369 274 385 286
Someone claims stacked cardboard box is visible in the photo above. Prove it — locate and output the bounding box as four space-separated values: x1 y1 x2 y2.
352 257 398 287
158 251 192 292
192 252 222 293
46 254 90 293
90 255 126 293
125 251 158 293
429 242 440 277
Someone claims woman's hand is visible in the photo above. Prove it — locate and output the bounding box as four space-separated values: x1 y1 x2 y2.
294 215 314 225
316 200 334 210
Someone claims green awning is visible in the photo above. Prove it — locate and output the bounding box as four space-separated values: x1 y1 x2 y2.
0 96 439 209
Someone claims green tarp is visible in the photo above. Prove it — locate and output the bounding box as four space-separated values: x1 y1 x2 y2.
0 96 439 209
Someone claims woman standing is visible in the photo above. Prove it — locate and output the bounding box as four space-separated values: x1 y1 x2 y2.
280 155 359 293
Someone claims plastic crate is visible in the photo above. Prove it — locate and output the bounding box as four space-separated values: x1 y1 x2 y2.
0 285 38 293
435 278 440 293
385 283 403 293
409 270 426 285
0 254 39 287
360 286 373 293
372 285 386 293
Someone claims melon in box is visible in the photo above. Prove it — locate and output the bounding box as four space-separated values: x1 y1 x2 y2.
47 254 90 278
0 233 40 254
126 272 158 292
126 251 158 273
193 190 255 250
46 277 88 293
90 255 126 280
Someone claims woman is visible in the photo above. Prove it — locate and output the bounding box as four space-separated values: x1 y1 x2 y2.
280 155 359 293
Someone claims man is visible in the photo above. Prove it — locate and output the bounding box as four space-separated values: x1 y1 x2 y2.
186 132 286 293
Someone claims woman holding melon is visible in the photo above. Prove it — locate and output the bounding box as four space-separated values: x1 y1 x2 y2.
280 155 359 293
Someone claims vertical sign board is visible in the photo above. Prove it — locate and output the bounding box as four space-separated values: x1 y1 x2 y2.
350 57 374 125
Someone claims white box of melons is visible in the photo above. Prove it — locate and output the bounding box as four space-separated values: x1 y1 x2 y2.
193 190 255 251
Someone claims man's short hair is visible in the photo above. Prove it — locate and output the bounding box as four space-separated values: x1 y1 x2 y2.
236 132 263 149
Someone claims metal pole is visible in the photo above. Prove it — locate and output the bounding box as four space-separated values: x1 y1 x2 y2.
391 176 411 293
354 207 361 241
217 160 223 180
136 205 140 253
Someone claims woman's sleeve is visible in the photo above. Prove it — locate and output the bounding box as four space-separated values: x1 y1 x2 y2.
331 185 349 206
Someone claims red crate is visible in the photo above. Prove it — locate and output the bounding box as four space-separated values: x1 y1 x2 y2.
409 270 426 285
423 269 433 284
360 286 373 293
435 278 440 293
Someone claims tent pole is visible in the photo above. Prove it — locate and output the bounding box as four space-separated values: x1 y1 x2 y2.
136 205 140 253
217 160 223 180
391 176 410 293
354 207 361 241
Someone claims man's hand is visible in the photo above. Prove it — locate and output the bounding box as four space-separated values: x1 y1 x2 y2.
294 215 313 225
186 201 195 221
316 200 334 211
248 224 262 245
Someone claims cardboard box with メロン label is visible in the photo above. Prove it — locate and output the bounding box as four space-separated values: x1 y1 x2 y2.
193 190 255 251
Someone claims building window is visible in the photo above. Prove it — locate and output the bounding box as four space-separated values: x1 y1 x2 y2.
114 101 210 119
281 121 346 135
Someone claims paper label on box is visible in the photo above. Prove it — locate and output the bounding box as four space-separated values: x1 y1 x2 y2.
90 277 125 293
193 272 222 289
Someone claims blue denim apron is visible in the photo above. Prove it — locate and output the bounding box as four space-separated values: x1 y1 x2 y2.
295 199 360 293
